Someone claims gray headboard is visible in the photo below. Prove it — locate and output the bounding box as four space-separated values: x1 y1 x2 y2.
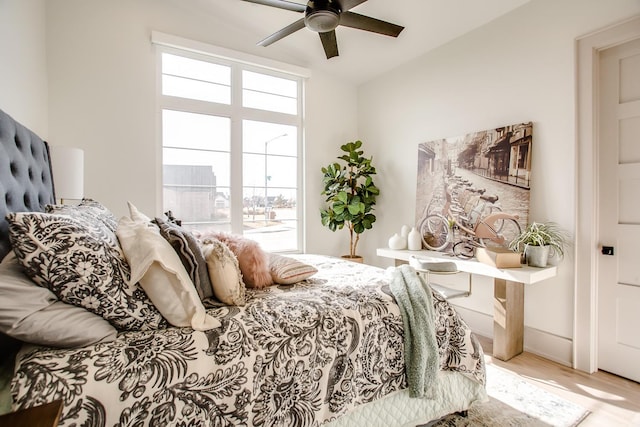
0 108 56 261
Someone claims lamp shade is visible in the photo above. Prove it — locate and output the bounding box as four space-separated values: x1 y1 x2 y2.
49 146 84 201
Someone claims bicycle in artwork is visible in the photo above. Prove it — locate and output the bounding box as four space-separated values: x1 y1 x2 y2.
418 179 521 259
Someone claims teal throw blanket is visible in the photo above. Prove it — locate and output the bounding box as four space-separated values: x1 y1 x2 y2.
388 264 439 398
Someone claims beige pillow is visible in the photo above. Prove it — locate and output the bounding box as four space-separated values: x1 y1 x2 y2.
269 253 318 284
116 212 220 331
0 253 117 347
201 239 246 306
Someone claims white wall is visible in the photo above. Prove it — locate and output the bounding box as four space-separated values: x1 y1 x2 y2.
0 0 48 135
44 0 358 250
358 0 640 363
304 74 359 256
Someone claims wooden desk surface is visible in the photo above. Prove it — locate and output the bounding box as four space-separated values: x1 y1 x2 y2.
376 248 557 284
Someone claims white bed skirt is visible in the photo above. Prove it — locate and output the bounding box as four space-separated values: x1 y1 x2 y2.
328 370 487 426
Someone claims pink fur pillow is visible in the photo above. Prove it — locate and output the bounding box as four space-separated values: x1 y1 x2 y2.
194 231 273 288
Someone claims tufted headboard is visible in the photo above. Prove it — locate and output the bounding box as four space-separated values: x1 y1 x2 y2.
0 108 56 261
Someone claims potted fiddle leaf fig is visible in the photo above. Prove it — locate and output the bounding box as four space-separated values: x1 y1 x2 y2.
321 140 379 262
508 221 569 267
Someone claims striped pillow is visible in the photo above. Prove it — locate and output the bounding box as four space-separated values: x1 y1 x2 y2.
154 217 215 302
269 254 318 285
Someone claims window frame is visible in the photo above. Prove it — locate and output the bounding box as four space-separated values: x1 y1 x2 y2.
153 33 308 253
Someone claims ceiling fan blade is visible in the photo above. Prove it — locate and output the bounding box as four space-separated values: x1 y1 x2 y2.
339 12 404 37
258 18 306 46
319 30 339 59
338 0 367 12
241 0 306 13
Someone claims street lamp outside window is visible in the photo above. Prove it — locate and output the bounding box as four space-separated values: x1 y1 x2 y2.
264 133 288 225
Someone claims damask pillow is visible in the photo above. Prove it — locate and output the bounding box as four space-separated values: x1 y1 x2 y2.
7 211 167 331
46 198 118 233
201 239 246 306
154 217 214 301
269 253 318 284
0 253 118 347
116 215 220 331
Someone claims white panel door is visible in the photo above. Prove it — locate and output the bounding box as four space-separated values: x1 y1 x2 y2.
598 37 640 382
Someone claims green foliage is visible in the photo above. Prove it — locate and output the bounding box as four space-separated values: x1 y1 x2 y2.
508 221 569 258
321 140 379 257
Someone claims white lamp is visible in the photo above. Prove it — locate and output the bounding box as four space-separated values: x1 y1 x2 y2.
49 146 84 203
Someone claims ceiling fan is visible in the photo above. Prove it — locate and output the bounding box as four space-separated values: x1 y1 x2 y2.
242 0 404 59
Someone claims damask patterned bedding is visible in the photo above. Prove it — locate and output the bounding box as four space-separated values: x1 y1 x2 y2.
10 255 485 426
0 107 485 426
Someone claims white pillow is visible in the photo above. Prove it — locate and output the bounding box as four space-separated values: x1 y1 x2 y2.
116 213 220 331
127 201 152 223
201 239 246 306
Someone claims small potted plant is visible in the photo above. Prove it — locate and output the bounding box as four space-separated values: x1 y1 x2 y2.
508 221 569 267
320 140 379 262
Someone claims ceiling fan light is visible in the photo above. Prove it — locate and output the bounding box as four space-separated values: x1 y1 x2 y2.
305 9 340 32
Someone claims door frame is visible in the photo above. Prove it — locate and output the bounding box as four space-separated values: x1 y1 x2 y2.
575 15 640 373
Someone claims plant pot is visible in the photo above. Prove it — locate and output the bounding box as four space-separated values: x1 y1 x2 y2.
525 245 550 267
341 255 364 263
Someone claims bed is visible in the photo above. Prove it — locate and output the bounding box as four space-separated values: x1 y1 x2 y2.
0 107 486 426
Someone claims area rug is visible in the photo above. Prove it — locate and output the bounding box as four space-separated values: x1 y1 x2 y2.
431 364 590 427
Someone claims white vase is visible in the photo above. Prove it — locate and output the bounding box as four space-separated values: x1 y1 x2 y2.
447 227 455 243
400 225 410 238
408 227 422 251
388 233 406 250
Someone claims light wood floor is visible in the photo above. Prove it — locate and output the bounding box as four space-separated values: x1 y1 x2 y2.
478 335 640 426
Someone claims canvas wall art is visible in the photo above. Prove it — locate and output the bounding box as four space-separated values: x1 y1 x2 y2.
415 122 532 255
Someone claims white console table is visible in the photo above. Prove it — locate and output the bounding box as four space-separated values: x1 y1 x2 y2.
376 248 557 361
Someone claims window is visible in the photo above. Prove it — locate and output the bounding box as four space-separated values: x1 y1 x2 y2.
158 48 304 252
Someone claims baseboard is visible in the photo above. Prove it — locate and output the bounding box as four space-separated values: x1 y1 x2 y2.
453 306 573 367
523 327 573 367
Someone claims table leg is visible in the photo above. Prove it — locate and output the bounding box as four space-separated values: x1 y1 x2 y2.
493 278 524 361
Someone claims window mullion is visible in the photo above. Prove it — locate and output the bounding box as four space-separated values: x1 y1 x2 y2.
230 64 244 235
162 96 231 117
241 108 299 126
296 79 305 252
